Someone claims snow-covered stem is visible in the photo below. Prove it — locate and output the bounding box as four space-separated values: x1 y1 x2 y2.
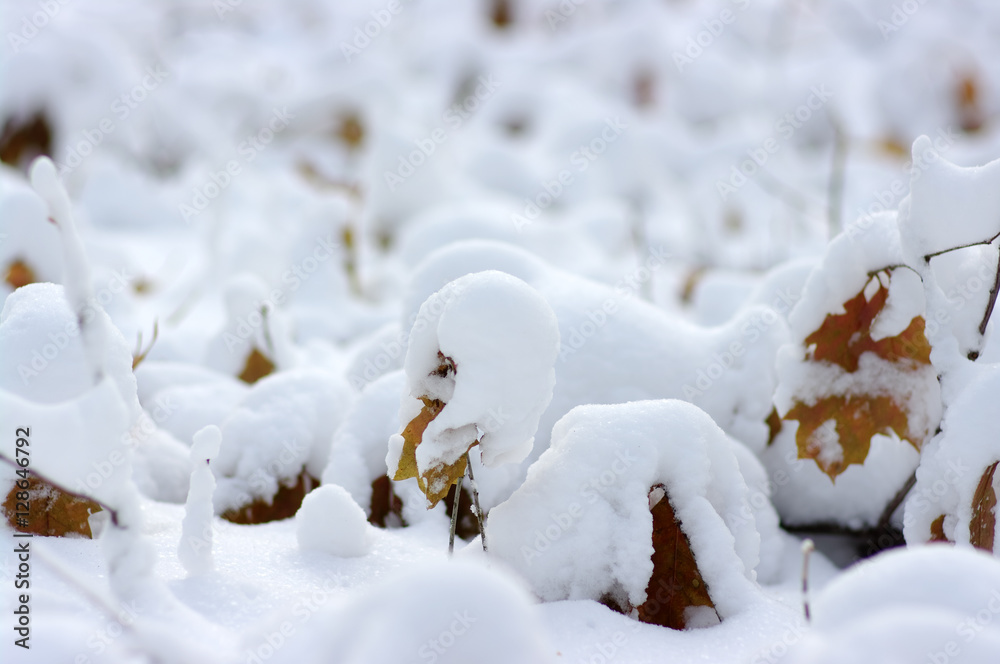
877 471 918 530
465 451 488 553
449 473 464 556
801 539 815 623
28 157 105 384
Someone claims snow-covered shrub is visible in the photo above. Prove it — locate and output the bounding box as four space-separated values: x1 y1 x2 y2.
488 400 774 629
387 270 560 508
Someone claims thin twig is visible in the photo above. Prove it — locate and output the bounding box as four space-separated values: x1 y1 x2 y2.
827 117 848 238
923 230 1000 261
877 471 917 530
465 451 488 553
448 473 464 556
0 453 120 527
978 245 1000 336
801 539 815 623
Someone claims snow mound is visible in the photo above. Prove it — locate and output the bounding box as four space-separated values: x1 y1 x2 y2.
779 546 1000 664
488 400 766 619
213 368 353 512
403 240 789 507
269 560 555 664
905 363 1000 550
296 484 371 558
387 270 560 503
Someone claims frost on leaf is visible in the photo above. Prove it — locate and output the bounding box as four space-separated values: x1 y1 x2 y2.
784 272 933 479
635 485 717 630
785 395 915 479
392 395 476 508
3 474 101 538
803 275 931 372
970 461 998 553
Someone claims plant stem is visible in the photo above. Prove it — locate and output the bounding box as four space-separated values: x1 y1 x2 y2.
465 451 488 553
448 473 464 556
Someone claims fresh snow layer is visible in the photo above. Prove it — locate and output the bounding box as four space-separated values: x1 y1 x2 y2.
387 270 560 501
488 400 773 617
295 484 371 558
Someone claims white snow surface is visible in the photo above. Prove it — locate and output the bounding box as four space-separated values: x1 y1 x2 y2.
295 484 371 558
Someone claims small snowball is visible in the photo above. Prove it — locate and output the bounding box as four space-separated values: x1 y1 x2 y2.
296 485 371 557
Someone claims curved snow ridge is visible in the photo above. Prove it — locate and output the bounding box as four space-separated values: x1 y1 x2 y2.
389 269 560 485
488 399 769 619
404 239 788 461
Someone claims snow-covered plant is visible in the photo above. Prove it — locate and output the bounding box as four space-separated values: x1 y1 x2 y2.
488 400 779 629
387 270 560 509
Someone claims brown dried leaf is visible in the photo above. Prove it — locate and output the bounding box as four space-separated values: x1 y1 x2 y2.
0 111 52 168
5 258 37 290
970 461 998 552
221 470 317 524
785 394 916 480
238 347 275 384
368 474 405 528
635 485 717 629
3 474 101 538
392 396 476 507
929 514 951 543
804 274 931 373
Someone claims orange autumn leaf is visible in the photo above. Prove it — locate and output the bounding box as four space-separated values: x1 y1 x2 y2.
785 394 917 480
970 461 998 553
392 396 476 508
3 474 101 538
804 274 931 373
635 485 717 629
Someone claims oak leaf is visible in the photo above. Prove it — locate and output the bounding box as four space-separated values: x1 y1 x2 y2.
970 461 998 552
392 396 476 508
929 514 950 543
803 275 931 373
785 394 917 480
635 485 717 629
3 473 101 537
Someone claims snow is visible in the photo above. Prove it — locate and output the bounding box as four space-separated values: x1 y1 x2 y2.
4 0 1000 661
179 425 221 576
488 400 771 617
781 546 1000 664
295 484 371 558
387 269 560 502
